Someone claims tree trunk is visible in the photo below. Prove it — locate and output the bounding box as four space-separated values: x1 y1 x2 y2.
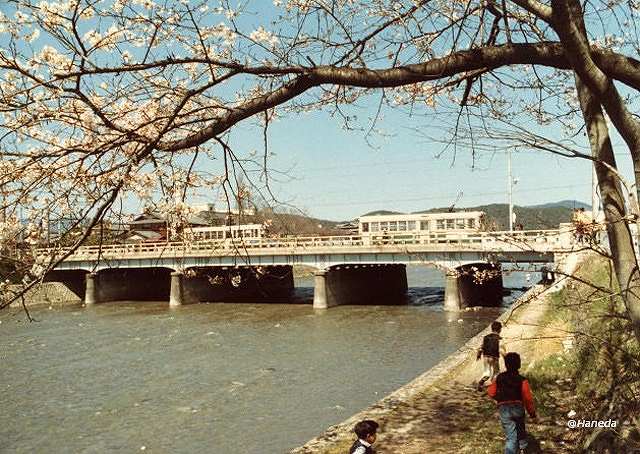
575 73 640 342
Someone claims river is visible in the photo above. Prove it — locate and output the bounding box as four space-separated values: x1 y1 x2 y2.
1 265 534 453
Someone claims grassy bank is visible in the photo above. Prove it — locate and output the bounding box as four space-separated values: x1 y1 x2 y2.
524 257 640 452
399 256 640 453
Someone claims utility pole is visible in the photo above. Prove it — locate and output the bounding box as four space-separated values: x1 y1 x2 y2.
592 163 599 218
508 148 514 232
18 205 23 243
46 206 50 246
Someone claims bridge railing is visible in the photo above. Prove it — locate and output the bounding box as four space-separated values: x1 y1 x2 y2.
37 228 573 262
364 229 567 246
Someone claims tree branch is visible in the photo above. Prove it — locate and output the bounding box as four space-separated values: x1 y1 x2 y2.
159 42 640 152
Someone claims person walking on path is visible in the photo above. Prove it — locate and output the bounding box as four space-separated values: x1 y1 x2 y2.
349 420 379 454
477 321 505 391
487 352 537 454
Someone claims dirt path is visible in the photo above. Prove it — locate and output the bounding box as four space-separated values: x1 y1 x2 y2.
372 381 497 453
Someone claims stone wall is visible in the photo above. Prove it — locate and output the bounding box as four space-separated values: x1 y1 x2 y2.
8 282 82 307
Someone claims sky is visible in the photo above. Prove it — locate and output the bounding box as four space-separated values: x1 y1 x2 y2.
196 102 631 222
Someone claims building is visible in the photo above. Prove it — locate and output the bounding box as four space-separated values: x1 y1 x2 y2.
122 211 210 243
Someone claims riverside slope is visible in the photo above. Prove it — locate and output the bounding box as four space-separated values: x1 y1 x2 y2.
291 252 582 454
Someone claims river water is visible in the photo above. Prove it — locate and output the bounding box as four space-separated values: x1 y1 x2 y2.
1 266 533 454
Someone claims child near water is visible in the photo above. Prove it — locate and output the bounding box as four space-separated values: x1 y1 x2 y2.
477 321 505 391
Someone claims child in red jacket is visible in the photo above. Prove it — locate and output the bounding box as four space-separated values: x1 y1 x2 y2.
487 352 536 454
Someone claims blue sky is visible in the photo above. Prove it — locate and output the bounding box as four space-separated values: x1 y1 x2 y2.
201 102 630 221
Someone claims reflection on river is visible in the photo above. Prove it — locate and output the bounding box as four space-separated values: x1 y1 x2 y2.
1 266 532 453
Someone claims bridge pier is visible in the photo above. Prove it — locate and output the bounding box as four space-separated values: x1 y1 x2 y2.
85 272 98 305
313 264 407 309
443 271 460 312
312 270 329 309
169 272 184 306
444 263 503 311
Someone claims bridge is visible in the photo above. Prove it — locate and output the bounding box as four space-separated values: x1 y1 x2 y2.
41 228 577 311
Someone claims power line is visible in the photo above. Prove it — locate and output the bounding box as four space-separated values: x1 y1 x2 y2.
297 182 591 208
273 146 638 175
287 152 512 175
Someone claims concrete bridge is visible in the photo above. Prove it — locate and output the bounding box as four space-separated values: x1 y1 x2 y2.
41 228 576 310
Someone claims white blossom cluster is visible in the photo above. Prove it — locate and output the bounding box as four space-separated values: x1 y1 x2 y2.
249 27 279 47
390 83 438 107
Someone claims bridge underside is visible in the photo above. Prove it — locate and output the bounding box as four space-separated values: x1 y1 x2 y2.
444 262 504 311
45 266 295 305
95 268 173 302
312 264 408 309
174 266 294 304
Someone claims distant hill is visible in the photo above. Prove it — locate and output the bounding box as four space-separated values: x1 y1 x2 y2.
527 200 590 210
255 208 341 235
360 210 403 216
468 203 573 230
261 200 586 234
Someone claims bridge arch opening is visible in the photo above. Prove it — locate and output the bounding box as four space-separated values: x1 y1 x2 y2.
177 265 295 304
42 269 90 300
312 264 408 309
91 267 174 303
444 262 503 311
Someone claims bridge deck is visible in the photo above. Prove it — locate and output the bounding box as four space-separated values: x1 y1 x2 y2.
40 229 575 271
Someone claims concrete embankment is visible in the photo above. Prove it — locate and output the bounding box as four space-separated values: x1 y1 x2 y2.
7 282 81 307
290 253 582 454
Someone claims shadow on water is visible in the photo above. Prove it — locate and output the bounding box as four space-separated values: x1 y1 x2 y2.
407 287 446 306
291 286 446 306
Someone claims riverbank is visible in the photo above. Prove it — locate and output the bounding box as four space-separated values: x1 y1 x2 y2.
291 253 584 453
7 282 81 308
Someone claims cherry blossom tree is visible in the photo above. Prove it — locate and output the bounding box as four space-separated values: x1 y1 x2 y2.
1 0 640 341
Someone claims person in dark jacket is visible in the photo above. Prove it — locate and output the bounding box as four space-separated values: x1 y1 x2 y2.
488 352 537 454
477 321 505 391
349 419 379 454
